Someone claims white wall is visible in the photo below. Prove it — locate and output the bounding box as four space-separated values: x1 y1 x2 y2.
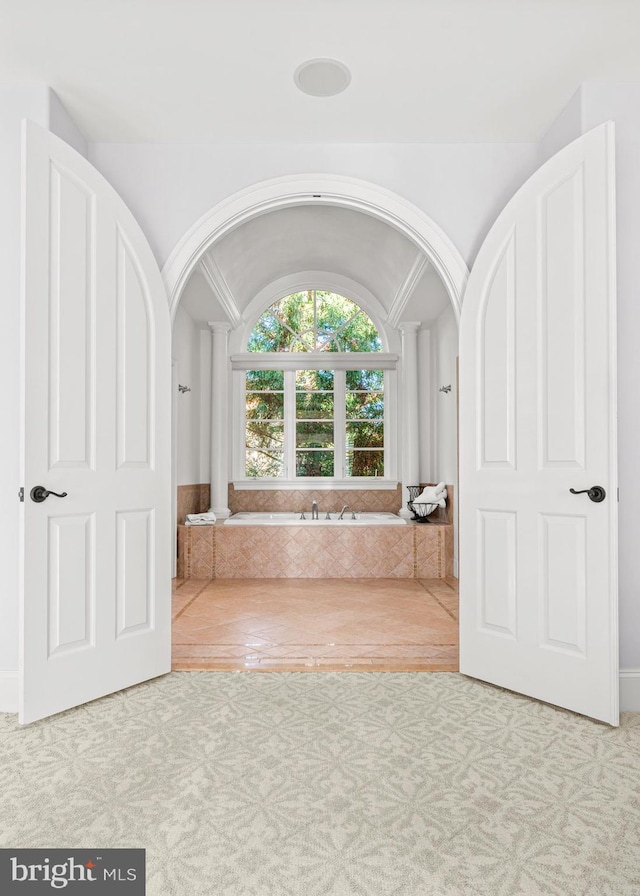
435 304 458 487
172 305 203 486
434 305 459 574
88 143 540 271
48 91 88 159
540 88 584 163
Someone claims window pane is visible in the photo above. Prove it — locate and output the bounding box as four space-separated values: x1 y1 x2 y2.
345 391 384 419
346 450 384 477
246 422 284 450
346 421 384 448
296 422 334 448
246 370 284 390
296 451 334 477
246 392 284 420
248 293 381 354
246 451 284 478
296 369 334 390
346 369 384 390
296 392 334 419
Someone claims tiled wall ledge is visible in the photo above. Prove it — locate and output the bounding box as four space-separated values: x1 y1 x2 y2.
177 520 453 580
228 483 403 514
177 483 452 522
177 484 211 524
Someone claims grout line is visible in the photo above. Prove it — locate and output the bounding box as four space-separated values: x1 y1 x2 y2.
416 580 458 621
172 581 212 621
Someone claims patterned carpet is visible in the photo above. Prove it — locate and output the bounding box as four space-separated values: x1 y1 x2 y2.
2 672 639 895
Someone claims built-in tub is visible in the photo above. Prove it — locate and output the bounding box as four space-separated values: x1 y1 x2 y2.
178 514 452 578
224 511 407 526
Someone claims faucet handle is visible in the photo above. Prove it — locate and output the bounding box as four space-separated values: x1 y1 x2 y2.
299 511 306 520
351 510 357 519
325 511 332 519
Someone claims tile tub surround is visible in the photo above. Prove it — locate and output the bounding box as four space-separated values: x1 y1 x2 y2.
228 483 403 514
177 519 453 580
223 512 407 526
177 482 452 521
176 483 210 524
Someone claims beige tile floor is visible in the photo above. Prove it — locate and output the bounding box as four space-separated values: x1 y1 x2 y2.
172 577 459 671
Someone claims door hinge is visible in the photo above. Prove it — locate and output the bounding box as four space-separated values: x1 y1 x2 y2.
18 487 24 502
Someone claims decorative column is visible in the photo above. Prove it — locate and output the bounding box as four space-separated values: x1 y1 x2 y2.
417 327 433 483
208 322 231 518
399 322 421 518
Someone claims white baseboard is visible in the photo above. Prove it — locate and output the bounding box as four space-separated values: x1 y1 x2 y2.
620 669 640 713
0 671 18 713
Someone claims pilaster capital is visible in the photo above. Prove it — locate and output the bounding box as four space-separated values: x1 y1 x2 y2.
207 321 232 334
398 321 421 335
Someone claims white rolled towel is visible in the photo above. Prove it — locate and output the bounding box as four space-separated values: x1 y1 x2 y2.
413 483 447 507
185 512 217 525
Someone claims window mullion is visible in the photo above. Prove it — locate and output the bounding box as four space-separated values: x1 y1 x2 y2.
284 369 296 478
334 370 346 479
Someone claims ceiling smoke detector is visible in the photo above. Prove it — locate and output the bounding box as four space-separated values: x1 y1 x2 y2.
294 59 351 97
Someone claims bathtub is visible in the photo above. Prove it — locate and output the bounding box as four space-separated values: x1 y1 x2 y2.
179 511 453 578
224 511 407 526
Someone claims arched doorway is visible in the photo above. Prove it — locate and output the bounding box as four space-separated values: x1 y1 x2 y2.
161 174 469 321
164 174 468 673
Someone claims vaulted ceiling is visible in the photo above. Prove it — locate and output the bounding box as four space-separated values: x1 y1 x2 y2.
1 0 638 143
179 205 451 329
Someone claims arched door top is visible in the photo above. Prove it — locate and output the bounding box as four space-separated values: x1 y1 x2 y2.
160 173 469 323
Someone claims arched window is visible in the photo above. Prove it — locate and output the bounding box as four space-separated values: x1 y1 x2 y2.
237 291 395 483
248 290 381 353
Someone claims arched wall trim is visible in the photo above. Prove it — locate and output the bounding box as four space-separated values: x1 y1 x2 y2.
161 174 469 323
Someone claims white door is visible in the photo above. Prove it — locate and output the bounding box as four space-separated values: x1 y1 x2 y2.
459 123 618 725
19 121 172 724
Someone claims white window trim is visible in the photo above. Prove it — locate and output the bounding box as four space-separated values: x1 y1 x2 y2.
231 352 398 371
232 479 399 491
233 353 398 488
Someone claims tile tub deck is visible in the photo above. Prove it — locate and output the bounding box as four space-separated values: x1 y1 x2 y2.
177 519 454 580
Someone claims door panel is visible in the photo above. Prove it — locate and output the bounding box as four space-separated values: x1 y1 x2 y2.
47 513 95 656
459 123 618 725
479 232 516 469
116 227 153 469
20 121 171 724
116 509 154 636
478 509 517 637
